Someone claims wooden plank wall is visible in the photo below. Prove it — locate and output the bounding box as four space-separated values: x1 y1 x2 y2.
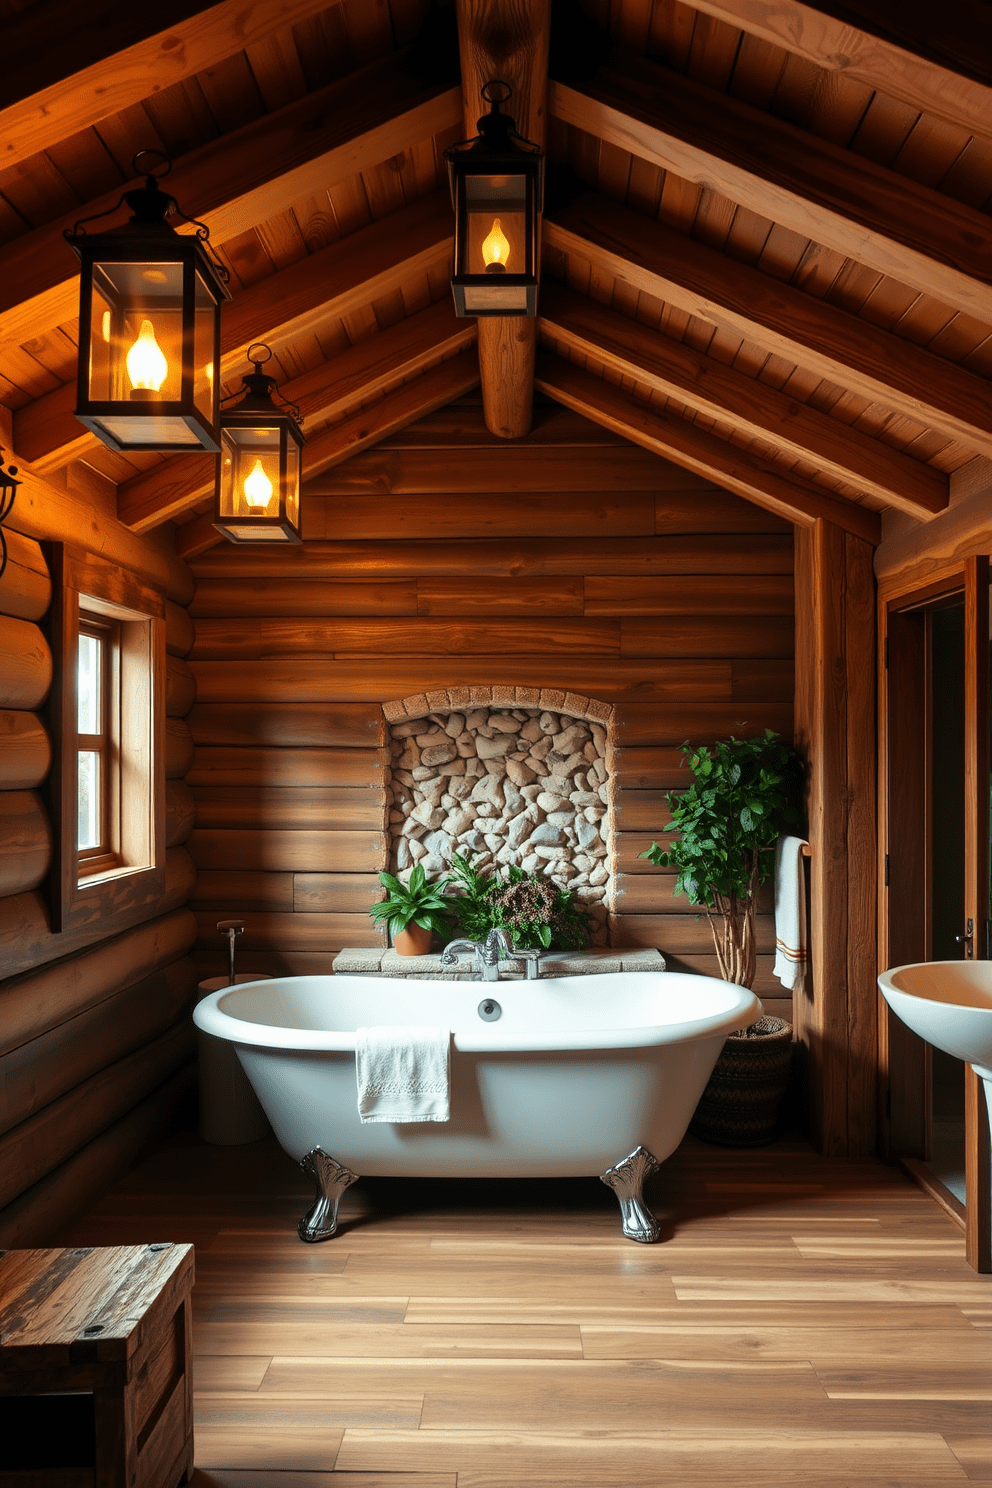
187 408 795 1017
0 476 200 1246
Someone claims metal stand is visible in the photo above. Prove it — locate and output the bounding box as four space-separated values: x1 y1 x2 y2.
600 1145 661 1243
298 1148 359 1242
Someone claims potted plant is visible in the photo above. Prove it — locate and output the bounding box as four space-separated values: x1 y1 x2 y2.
369 863 455 956
640 730 802 1146
447 854 593 951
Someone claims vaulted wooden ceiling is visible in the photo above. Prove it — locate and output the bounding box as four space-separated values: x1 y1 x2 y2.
3 0 991 558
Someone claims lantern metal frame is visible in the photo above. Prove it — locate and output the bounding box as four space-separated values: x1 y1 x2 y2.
445 81 544 318
0 449 21 585
64 151 231 453
213 344 305 545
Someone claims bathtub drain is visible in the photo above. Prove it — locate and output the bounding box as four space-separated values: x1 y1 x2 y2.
478 999 502 1022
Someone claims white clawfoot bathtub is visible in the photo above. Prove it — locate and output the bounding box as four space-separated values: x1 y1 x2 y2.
193 970 760 1242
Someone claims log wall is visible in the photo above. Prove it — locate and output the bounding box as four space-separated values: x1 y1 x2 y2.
187 410 795 1016
0 474 198 1245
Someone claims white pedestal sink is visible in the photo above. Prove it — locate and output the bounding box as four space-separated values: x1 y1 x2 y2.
878 960 992 1152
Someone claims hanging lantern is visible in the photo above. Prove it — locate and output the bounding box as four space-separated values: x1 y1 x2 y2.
214 345 304 544
445 81 544 318
64 151 230 452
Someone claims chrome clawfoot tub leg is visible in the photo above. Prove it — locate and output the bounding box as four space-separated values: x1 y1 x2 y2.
298 1147 359 1242
600 1145 661 1243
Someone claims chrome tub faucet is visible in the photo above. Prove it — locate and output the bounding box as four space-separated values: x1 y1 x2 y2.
441 927 516 982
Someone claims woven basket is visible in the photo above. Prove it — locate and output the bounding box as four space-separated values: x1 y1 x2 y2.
689 1015 794 1148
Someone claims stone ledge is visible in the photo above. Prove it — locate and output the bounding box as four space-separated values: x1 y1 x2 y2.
332 947 666 979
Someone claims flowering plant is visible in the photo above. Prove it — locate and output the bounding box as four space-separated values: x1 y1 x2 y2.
446 853 593 951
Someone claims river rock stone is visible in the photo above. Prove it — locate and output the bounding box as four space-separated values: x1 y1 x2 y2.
444 712 465 737
411 800 445 830
422 742 456 767
477 734 514 760
506 758 536 786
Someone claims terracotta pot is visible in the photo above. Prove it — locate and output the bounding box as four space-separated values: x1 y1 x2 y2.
393 923 432 957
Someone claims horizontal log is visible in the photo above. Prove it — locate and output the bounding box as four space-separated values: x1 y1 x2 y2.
609 746 696 790
614 701 793 746
0 616 52 710
188 531 793 586
0 849 196 981
613 791 674 833
191 579 418 619
309 445 692 495
0 530 50 621
614 831 676 874
165 781 197 848
620 616 794 658
0 710 51 789
188 657 742 704
0 1064 193 1248
190 616 624 660
165 717 195 780
609 912 776 955
187 829 387 873
192 787 387 832
634 948 783 996
186 746 389 789
732 660 794 702
193 949 336 980
613 873 774 916
165 601 195 659
194 910 382 952
304 490 657 541
191 872 296 912
187 702 388 748
0 790 52 897
0 958 195 1136
166 656 196 718
293 874 386 915
584 574 794 616
0 907 196 1057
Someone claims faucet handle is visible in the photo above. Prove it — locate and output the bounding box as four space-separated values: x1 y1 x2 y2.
515 946 544 981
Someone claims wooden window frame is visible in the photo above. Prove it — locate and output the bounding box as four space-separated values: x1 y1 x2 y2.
77 611 121 877
50 544 166 933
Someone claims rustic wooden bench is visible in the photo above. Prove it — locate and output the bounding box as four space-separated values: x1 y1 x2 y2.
0 1244 194 1488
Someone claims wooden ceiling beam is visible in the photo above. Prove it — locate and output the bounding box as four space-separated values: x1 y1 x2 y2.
177 350 482 559
0 51 461 357
14 192 454 473
549 55 992 323
687 0 992 144
455 0 550 439
116 300 475 532
544 193 992 461
538 283 948 520
534 353 882 545
1 0 346 171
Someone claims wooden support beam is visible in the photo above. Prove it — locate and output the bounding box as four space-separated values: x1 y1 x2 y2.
549 56 992 323
1 0 346 170
534 354 882 544
539 284 948 519
117 300 474 532
456 0 550 438
0 52 461 357
15 193 455 473
544 194 992 462
686 0 992 145
178 350 481 560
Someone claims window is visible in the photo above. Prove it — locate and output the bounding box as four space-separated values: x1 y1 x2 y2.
51 544 166 933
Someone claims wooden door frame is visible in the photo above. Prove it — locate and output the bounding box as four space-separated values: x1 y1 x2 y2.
877 559 991 1271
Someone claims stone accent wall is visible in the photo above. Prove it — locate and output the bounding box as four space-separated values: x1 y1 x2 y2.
385 693 615 945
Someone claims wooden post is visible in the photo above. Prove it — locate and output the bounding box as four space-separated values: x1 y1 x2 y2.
456 0 549 438
963 555 991 1272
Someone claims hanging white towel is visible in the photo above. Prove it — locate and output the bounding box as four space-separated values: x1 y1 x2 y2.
356 1026 451 1124
774 835 809 992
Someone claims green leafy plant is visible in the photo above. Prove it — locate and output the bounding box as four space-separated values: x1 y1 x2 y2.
639 730 800 988
446 853 593 952
368 863 455 943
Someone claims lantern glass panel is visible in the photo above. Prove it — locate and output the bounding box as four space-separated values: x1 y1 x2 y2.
220 425 281 519
285 439 301 530
194 269 217 424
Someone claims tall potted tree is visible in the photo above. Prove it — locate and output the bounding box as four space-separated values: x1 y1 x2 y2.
641 730 801 1145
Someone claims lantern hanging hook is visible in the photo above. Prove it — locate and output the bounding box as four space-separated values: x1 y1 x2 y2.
131 149 172 183
481 79 512 109
247 342 273 369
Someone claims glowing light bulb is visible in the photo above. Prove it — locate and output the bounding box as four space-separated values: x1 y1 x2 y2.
101 310 111 343
482 218 510 273
126 319 168 393
244 458 274 509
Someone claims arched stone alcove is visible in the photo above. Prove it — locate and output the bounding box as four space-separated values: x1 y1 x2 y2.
381 688 617 945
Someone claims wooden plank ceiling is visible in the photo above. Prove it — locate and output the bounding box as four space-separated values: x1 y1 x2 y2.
2 0 991 555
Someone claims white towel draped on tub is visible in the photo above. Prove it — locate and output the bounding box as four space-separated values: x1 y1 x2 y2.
356 1026 451 1124
774 835 809 993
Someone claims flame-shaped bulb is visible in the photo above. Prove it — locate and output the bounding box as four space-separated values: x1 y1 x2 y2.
126 320 168 392
244 458 274 509
482 218 510 272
